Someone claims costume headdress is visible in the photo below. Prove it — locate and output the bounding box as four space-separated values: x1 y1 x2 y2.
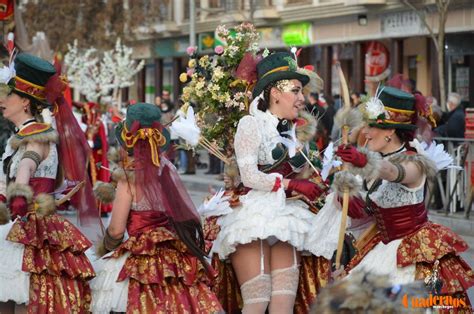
252 51 309 98
363 86 418 130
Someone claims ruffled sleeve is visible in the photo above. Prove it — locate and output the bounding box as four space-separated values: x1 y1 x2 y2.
234 116 282 192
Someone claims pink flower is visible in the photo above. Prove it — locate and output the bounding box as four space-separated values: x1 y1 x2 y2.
214 45 224 55
186 46 197 56
186 68 194 76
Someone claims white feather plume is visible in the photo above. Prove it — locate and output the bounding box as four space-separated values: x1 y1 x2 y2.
0 62 15 84
410 139 462 171
321 142 343 181
170 106 201 147
365 85 388 120
197 189 232 218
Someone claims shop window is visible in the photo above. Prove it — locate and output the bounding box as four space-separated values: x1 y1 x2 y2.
450 55 470 102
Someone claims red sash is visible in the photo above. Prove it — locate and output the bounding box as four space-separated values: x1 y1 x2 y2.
127 210 170 236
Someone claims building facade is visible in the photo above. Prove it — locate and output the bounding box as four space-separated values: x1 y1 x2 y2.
129 0 474 106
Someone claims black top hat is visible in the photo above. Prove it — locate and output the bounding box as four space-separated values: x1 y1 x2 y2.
252 52 309 98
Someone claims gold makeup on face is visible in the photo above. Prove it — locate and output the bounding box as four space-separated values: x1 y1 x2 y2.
275 79 295 93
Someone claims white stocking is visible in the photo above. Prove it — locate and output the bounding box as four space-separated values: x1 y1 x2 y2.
269 247 300 314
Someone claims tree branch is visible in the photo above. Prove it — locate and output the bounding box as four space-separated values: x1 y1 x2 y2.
402 0 438 50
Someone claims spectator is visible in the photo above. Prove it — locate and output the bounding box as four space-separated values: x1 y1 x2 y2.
434 92 465 138
161 90 174 114
350 92 361 107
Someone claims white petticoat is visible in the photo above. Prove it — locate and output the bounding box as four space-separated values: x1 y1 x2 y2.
90 251 130 314
347 238 415 285
0 220 30 304
211 188 343 260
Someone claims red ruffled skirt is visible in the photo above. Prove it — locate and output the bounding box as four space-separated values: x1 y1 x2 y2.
6 213 95 313
347 222 474 310
109 226 223 313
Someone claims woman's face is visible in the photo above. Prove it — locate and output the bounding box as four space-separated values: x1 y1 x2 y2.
0 91 29 121
362 125 395 152
270 79 305 120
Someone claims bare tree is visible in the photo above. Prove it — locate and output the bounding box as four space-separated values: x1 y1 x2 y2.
20 0 164 53
402 0 451 109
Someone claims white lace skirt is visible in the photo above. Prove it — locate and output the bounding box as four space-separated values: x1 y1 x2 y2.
347 238 415 285
211 189 342 260
90 251 130 314
0 220 30 304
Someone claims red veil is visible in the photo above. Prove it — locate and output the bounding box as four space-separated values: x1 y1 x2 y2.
45 70 103 242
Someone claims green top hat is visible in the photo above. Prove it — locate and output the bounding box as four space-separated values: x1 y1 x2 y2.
11 53 56 104
115 103 170 156
367 86 417 130
252 52 309 98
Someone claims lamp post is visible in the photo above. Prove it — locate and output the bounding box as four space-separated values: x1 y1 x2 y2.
189 0 196 47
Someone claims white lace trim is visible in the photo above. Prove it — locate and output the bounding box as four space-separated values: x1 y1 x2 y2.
304 192 345 259
240 273 271 305
211 189 322 259
347 238 416 285
90 251 130 314
0 220 30 304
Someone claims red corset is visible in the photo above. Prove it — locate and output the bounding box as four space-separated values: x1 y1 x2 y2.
372 201 428 244
29 177 55 195
127 210 170 236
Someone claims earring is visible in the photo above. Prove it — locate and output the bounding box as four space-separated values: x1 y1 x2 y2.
384 136 392 142
23 107 28 113
275 99 279 104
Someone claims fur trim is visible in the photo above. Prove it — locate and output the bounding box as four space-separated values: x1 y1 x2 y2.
6 183 33 203
334 107 363 130
389 152 437 181
107 146 120 164
95 239 108 258
10 129 59 150
0 202 10 225
296 111 317 143
332 170 361 197
93 181 116 204
346 147 382 180
111 167 135 183
310 271 428 314
34 193 56 217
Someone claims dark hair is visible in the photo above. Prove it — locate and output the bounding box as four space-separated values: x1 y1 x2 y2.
11 90 45 120
309 92 319 100
257 82 276 112
395 128 415 145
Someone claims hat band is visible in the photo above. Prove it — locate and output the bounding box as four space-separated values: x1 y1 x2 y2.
14 76 46 101
121 123 167 167
384 106 415 124
261 66 290 79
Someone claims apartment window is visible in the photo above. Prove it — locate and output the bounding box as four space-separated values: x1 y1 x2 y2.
184 0 201 20
224 0 244 11
156 0 173 22
209 0 222 8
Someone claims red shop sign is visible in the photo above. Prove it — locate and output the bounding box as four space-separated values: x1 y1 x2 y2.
365 41 390 81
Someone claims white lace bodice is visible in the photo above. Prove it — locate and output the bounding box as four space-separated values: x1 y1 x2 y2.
369 176 425 208
234 110 285 192
0 135 58 185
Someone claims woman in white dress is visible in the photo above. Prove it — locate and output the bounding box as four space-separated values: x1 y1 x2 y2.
211 52 335 313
